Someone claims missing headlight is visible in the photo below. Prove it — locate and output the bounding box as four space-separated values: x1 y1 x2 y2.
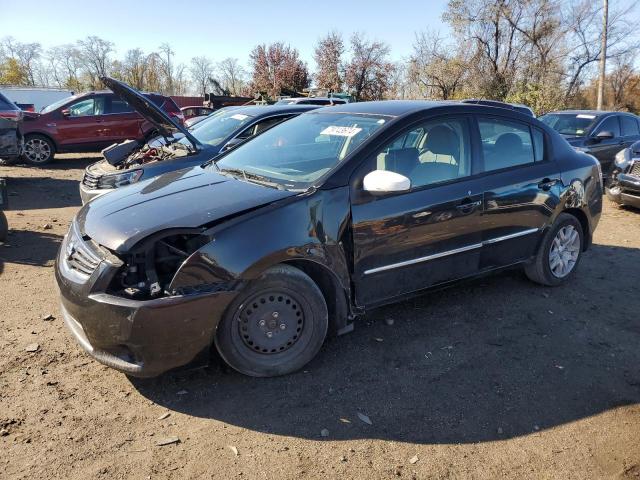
109 232 209 299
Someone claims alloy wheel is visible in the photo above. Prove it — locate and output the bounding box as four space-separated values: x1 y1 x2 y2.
548 225 580 278
24 138 52 163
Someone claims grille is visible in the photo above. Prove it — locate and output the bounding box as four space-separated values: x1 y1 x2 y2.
630 161 640 178
82 171 101 189
64 227 102 277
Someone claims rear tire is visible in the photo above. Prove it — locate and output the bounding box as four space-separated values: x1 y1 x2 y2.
22 135 55 165
0 211 8 242
215 265 328 377
524 213 584 286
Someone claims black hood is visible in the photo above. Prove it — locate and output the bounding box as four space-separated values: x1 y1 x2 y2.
100 76 202 150
77 166 296 253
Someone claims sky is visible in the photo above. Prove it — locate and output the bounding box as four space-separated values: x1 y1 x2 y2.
0 0 451 71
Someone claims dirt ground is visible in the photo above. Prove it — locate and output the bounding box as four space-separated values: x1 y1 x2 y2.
1 153 639 480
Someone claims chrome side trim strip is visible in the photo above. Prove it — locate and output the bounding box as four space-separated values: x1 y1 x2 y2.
483 228 540 245
364 228 540 275
363 243 483 275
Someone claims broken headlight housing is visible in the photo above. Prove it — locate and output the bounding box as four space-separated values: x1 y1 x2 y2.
97 169 143 189
614 149 630 169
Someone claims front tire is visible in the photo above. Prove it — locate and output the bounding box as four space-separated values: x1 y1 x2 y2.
525 213 584 286
215 265 328 377
22 135 55 165
0 210 8 242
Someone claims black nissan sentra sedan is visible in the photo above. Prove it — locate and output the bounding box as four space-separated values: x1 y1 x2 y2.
79 77 318 204
55 101 603 377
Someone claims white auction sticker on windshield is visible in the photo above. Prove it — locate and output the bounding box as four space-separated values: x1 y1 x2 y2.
231 114 249 121
576 114 595 119
321 126 362 137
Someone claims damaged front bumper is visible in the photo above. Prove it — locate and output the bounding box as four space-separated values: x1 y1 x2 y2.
606 172 640 209
55 225 236 377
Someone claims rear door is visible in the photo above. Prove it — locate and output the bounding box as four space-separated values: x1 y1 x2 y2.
620 115 640 152
102 95 143 142
350 114 486 306
55 94 110 149
475 115 561 268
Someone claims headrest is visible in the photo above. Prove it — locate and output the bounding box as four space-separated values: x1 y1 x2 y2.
494 132 523 153
424 125 459 158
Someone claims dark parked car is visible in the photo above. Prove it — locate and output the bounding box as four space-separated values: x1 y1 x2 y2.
56 100 602 378
0 92 23 165
275 97 346 106
606 140 640 208
20 90 183 165
80 77 318 204
539 110 640 175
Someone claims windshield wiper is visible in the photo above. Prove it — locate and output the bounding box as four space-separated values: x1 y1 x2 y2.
219 167 283 189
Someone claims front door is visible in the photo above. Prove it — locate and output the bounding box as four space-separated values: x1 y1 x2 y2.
350 115 484 307
56 95 109 149
588 115 624 172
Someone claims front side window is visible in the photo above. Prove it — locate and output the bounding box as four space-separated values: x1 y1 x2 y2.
593 116 620 137
214 112 387 189
68 97 105 117
479 118 536 171
372 117 472 188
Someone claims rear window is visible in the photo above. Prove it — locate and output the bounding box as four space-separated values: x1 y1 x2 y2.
479 118 536 171
0 92 17 110
146 94 180 113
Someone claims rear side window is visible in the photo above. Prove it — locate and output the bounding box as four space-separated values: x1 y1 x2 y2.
478 118 536 171
594 116 620 137
147 94 180 114
109 98 134 114
621 116 640 136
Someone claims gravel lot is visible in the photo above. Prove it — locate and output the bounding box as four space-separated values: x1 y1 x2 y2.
1 154 639 480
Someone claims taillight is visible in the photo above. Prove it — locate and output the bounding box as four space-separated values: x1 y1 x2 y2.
0 110 23 121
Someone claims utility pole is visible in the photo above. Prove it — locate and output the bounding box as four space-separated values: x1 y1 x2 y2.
596 0 608 110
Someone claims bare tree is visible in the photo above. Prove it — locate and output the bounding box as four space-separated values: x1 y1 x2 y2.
409 31 468 99
1 36 43 85
343 33 394 101
121 48 148 90
190 56 214 96
249 42 309 99
158 43 175 94
608 56 638 109
77 36 114 88
216 57 247 95
314 31 344 91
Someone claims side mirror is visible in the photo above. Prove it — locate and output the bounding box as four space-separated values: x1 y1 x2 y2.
363 170 411 194
223 137 244 151
61 109 70 117
594 130 614 140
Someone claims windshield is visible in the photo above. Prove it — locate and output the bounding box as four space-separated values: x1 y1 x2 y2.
213 111 388 189
183 108 253 147
41 95 78 114
539 113 597 137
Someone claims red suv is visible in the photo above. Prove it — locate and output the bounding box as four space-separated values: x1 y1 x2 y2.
21 91 183 165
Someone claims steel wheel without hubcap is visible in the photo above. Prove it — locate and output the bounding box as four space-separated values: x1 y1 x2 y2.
23 137 52 164
215 264 328 377
238 291 304 354
548 225 580 278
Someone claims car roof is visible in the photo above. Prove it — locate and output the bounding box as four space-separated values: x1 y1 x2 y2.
318 99 544 119
225 104 320 117
545 110 632 117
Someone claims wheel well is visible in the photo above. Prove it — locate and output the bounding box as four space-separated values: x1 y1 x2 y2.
24 132 58 152
283 260 350 336
562 208 591 250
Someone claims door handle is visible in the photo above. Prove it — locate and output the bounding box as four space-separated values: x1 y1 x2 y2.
456 198 482 213
538 178 558 191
